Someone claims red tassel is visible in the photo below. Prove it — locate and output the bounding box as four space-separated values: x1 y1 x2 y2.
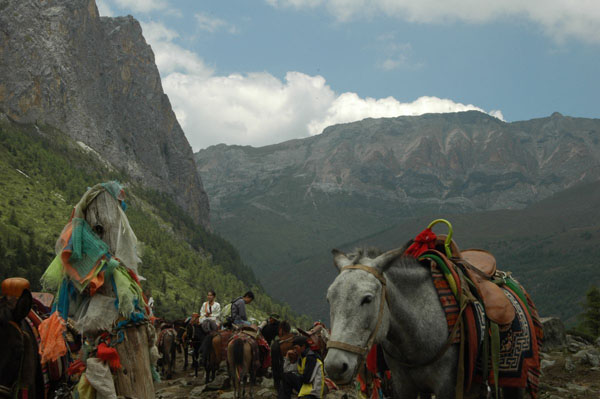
96 342 122 370
366 344 378 374
405 228 437 258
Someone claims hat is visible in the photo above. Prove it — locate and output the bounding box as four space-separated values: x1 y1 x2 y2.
292 335 309 347
269 313 280 320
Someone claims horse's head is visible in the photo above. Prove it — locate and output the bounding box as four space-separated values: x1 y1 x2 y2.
324 248 403 384
0 290 32 397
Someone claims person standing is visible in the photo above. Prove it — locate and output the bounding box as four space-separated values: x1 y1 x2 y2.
231 291 254 326
199 289 220 332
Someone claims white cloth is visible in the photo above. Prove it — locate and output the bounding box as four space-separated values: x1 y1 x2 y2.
86 358 117 399
200 301 221 322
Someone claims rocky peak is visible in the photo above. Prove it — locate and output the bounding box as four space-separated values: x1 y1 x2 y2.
0 0 210 227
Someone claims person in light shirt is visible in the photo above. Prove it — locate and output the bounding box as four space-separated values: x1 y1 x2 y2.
199 289 221 332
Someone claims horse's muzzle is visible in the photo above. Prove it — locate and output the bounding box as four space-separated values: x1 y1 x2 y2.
324 348 359 385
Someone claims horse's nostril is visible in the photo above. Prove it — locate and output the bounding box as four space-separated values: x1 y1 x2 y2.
342 363 348 372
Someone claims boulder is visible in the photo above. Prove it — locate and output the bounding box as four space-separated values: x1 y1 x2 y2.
541 317 567 350
541 359 556 370
255 388 276 399
189 385 206 397
261 378 274 389
205 374 229 391
564 357 575 372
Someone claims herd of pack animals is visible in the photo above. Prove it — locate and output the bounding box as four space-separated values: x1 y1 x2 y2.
1 187 543 399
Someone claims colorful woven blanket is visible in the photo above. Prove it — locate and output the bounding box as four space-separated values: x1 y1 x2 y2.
427 256 542 398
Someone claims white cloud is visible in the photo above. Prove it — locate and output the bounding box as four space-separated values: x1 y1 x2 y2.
195 13 237 34
140 21 213 77
307 94 501 136
112 0 169 13
266 0 600 44
96 0 114 16
142 21 503 150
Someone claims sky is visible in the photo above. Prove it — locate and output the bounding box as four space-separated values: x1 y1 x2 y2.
96 0 600 151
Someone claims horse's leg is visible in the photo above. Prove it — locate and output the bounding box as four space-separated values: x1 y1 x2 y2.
270 342 282 390
386 358 420 399
183 339 189 370
196 341 202 378
212 335 220 382
228 343 240 399
171 342 177 380
247 342 255 399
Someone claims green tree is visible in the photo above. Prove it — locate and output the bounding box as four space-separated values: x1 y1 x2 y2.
581 285 600 338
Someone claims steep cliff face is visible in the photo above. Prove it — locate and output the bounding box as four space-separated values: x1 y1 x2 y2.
0 0 210 227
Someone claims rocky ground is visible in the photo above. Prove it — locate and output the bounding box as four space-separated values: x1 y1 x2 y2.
155 331 600 398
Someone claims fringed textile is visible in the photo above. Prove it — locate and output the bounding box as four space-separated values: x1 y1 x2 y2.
38 311 67 364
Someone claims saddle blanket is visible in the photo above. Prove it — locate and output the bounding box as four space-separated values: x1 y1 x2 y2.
430 262 542 398
469 286 542 398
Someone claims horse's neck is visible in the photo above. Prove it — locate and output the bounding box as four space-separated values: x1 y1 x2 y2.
383 264 449 361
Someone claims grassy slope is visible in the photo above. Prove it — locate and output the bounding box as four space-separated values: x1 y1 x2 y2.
0 118 310 325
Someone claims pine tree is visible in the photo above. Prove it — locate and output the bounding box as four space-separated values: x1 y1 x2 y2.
582 285 600 338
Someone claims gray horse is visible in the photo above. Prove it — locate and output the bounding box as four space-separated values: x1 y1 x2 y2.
324 247 527 399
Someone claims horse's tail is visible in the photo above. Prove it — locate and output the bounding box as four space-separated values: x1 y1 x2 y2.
232 338 244 367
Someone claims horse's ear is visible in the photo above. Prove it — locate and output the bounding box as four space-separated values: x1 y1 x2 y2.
332 249 353 271
13 289 32 323
372 247 405 273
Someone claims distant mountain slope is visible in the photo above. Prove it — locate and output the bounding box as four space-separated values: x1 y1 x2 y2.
195 111 600 321
0 0 209 227
0 117 309 325
282 181 600 323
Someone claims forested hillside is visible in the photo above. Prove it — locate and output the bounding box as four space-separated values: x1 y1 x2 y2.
0 116 310 325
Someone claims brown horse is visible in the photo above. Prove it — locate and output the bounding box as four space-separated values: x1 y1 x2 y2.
201 329 232 383
0 289 44 399
227 335 257 399
157 325 177 380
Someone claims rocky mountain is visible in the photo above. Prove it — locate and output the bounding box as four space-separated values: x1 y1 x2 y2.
0 0 210 227
195 111 600 320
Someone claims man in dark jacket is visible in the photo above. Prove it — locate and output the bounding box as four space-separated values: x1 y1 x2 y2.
231 291 254 326
278 336 324 399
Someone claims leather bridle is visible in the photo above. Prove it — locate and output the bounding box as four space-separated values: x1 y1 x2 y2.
0 320 26 399
327 264 388 363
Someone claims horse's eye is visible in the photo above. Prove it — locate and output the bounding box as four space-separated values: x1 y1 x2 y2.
361 295 373 306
